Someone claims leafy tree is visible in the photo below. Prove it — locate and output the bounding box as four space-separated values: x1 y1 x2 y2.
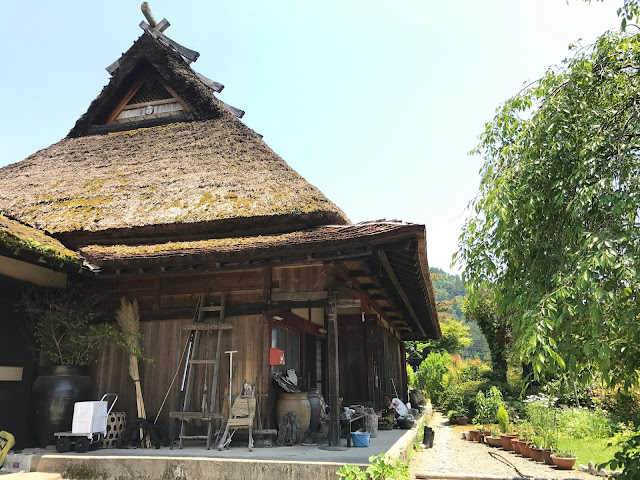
458 31 640 389
462 286 510 383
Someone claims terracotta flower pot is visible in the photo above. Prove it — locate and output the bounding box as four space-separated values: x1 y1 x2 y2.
529 446 544 463
551 454 577 470
520 441 533 458
456 416 468 425
500 434 517 451
486 436 502 447
468 429 481 442
512 439 523 455
542 449 554 465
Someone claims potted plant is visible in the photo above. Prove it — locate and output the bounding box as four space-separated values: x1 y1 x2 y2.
485 427 503 447
21 285 108 447
497 406 517 450
518 423 535 458
397 414 416 429
529 436 545 462
551 449 577 470
378 416 393 430
472 391 493 441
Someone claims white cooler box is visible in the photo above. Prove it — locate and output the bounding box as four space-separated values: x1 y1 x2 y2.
72 401 108 434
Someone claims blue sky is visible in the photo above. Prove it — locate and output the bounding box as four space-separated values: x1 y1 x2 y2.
0 1 622 273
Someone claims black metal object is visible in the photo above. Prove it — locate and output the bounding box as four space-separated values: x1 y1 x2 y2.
423 426 434 448
117 417 161 449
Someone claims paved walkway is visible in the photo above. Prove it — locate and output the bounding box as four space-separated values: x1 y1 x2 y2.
412 412 594 479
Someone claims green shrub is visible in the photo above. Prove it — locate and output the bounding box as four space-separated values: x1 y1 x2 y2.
558 406 616 439
413 352 452 405
524 394 558 450
459 380 484 396
607 425 640 480
337 454 410 480
497 406 509 433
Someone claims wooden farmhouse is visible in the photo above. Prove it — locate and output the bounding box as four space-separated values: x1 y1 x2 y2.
0 10 440 448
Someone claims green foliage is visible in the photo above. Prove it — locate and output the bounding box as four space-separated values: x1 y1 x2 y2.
429 267 490 361
554 448 575 459
20 284 108 366
474 386 505 427
558 406 617 439
337 454 409 480
462 287 509 383
524 394 558 450
458 30 640 390
336 465 367 480
408 267 491 366
607 426 640 478
412 352 452 405
497 406 510 434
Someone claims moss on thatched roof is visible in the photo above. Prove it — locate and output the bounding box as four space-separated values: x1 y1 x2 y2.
0 214 80 265
80 222 414 264
0 117 348 243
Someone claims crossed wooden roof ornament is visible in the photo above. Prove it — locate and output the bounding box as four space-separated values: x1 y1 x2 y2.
105 2 200 75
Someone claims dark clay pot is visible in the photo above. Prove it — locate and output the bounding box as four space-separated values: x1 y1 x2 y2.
305 388 322 432
29 366 91 447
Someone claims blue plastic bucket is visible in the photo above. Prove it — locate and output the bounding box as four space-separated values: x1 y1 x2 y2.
351 431 371 447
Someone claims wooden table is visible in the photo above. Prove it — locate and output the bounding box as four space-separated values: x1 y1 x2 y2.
341 414 365 447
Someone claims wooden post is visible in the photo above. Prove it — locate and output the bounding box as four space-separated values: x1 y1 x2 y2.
364 314 377 403
327 290 340 446
400 341 408 404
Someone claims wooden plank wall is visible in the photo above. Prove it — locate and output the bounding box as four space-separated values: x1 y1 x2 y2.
271 264 328 293
89 263 331 439
376 324 405 404
93 313 268 438
337 316 368 403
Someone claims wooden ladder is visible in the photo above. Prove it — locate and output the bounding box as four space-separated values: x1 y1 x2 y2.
169 293 232 449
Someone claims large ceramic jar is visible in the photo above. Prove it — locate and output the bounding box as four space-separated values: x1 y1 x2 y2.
29 366 92 447
277 392 311 442
304 388 323 432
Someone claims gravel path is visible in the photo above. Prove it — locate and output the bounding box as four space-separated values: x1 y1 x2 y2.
411 412 596 479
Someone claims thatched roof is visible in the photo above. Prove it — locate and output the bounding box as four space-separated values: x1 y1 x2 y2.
80 221 413 266
0 214 80 266
0 32 348 245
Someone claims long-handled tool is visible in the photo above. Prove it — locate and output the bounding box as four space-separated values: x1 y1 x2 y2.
225 350 238 406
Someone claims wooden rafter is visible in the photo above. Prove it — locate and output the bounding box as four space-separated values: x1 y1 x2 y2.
378 249 427 338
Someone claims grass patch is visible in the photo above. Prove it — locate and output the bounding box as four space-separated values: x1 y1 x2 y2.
557 436 619 469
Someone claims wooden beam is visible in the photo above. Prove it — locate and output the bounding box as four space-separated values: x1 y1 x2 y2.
336 298 361 309
195 71 224 93
378 250 427 338
263 267 272 307
156 18 170 32
220 100 245 119
336 261 397 327
140 21 200 62
182 323 233 331
271 291 328 302
326 290 340 446
364 314 376 402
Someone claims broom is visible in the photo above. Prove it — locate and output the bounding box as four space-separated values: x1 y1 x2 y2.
116 297 151 448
